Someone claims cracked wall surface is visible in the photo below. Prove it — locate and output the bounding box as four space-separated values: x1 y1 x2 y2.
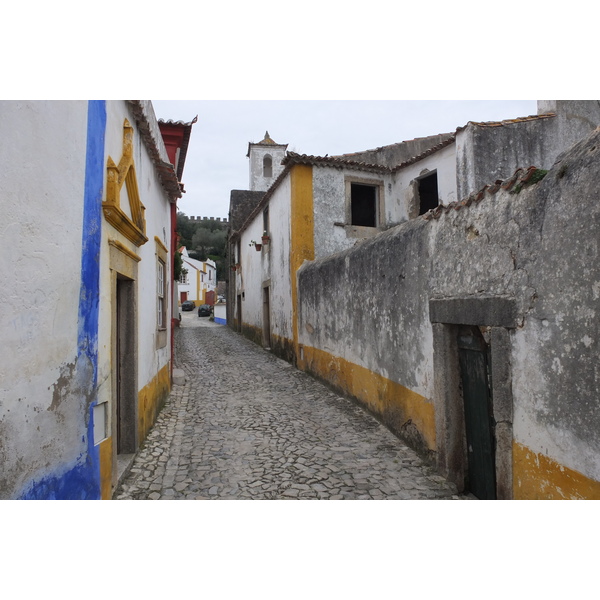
297 126 600 496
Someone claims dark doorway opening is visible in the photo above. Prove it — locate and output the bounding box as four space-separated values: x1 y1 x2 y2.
457 325 496 499
418 172 439 215
350 183 377 227
237 294 242 333
262 286 271 349
116 275 137 455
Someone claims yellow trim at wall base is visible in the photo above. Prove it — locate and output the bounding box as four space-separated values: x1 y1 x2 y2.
290 165 314 361
513 442 600 499
99 436 113 500
138 363 171 444
299 345 436 451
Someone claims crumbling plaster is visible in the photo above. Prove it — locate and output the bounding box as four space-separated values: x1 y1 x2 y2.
298 126 600 484
0 101 92 498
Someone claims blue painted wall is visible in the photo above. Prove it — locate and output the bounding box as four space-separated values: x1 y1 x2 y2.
20 101 106 500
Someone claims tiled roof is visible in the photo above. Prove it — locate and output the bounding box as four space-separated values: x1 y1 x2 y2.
246 131 288 157
159 117 198 127
283 135 457 174
258 131 278 145
335 133 452 161
390 136 456 173
283 151 391 174
456 112 556 131
421 165 546 221
233 113 556 235
127 100 182 202
229 189 267 232
158 116 198 182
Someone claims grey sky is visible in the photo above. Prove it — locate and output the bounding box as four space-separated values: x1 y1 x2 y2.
152 100 538 220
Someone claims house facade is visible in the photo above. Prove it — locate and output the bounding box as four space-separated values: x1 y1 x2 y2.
0 100 184 499
229 102 600 499
178 247 217 306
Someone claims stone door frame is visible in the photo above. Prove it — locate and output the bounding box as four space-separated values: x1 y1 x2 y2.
429 296 516 500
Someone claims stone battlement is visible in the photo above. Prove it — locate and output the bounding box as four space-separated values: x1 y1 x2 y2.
188 216 228 223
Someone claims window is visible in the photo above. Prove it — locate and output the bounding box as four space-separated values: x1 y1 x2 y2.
154 236 169 348
350 183 377 227
263 205 270 235
263 155 273 178
157 258 166 329
343 177 384 237
418 171 439 215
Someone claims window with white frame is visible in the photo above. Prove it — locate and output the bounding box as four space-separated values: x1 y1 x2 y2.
157 258 166 329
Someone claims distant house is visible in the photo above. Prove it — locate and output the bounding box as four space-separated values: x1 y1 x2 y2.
0 100 190 499
228 102 600 499
178 247 217 306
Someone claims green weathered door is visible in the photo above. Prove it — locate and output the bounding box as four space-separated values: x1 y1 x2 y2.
457 326 497 500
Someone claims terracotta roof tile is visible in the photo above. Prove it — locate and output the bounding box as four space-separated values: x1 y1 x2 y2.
127 101 182 202
421 166 545 221
456 112 556 131
283 151 390 173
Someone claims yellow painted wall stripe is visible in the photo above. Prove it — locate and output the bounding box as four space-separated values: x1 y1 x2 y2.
290 164 314 359
99 437 113 499
301 344 436 450
513 442 600 499
138 362 171 444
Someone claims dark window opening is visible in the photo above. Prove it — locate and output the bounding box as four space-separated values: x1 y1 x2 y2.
263 155 273 178
351 183 377 227
418 172 439 215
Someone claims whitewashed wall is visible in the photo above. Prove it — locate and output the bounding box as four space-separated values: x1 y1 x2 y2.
388 143 457 224
313 167 395 260
237 175 293 344
249 144 287 192
0 101 90 497
98 100 172 396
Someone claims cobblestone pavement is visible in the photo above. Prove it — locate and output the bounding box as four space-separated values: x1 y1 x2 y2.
115 311 467 500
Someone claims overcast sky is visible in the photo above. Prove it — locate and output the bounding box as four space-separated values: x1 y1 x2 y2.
152 100 538 220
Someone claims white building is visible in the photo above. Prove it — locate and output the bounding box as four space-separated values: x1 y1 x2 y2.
229 104 600 499
178 247 217 306
0 100 183 499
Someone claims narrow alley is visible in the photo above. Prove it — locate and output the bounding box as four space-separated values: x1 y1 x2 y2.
115 313 466 500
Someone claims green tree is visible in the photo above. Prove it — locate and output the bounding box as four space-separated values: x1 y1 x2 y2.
176 211 196 249
191 227 227 259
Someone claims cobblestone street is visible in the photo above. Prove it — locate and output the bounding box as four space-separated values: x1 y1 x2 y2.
115 312 466 500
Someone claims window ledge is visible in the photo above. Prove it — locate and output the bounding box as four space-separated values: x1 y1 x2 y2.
344 224 381 239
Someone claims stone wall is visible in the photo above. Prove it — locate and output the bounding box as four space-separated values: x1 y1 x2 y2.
297 126 600 498
336 133 454 168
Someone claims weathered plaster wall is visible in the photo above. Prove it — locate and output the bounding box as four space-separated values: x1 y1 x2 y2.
236 175 294 354
98 101 172 484
0 100 175 499
0 100 103 499
455 118 554 200
312 167 392 259
456 103 600 201
338 133 454 168
297 127 600 497
249 143 287 192
101 101 172 392
540 100 600 153
238 210 270 333
389 143 456 224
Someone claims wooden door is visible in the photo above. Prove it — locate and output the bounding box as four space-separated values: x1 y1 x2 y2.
458 326 496 499
262 286 271 349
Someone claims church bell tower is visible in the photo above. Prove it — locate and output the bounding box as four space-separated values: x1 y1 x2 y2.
247 131 288 192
